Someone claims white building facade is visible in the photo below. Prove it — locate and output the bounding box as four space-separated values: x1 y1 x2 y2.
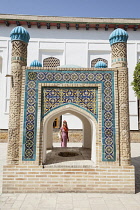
0 14 139 131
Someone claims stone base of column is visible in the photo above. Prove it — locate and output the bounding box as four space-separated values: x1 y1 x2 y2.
2 164 135 193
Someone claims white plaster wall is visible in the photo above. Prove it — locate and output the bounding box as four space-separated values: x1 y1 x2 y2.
88 50 111 68
0 25 140 130
66 42 87 67
0 42 10 129
127 43 138 130
39 50 64 66
62 113 82 129
27 41 39 66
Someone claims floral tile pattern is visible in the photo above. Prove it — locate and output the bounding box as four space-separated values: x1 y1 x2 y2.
42 87 97 118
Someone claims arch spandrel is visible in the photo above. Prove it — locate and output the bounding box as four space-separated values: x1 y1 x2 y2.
43 103 98 126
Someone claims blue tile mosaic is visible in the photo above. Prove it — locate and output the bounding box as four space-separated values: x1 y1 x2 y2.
22 70 115 162
42 87 98 119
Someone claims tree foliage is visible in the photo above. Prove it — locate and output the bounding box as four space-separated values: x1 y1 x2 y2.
132 62 140 99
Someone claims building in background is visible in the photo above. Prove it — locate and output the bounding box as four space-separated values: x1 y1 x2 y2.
0 14 140 135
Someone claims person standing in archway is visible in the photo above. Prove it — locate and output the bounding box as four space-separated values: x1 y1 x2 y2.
60 120 69 147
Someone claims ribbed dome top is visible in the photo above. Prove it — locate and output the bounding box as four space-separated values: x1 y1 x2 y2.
94 61 107 68
109 28 128 46
10 26 30 43
30 60 42 67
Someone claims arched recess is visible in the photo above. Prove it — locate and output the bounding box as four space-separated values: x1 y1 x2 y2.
91 58 108 67
42 104 98 164
43 57 60 67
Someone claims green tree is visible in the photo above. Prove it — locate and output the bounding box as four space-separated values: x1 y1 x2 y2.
132 62 140 130
132 62 140 99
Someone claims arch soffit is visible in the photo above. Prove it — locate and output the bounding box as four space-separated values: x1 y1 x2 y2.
46 109 89 128
43 104 98 128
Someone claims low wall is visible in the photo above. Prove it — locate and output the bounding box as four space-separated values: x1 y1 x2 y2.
53 129 83 143
3 165 135 193
1 129 140 143
0 129 8 143
130 131 140 143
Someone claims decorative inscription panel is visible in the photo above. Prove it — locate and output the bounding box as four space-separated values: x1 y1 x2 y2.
42 88 98 119
23 70 115 162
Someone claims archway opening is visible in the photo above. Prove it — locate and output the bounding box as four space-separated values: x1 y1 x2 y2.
52 113 83 148
42 104 97 165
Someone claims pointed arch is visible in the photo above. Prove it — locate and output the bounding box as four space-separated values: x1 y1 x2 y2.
42 104 98 164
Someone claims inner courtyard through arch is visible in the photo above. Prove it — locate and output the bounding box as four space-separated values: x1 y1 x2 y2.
42 106 96 165
43 113 92 166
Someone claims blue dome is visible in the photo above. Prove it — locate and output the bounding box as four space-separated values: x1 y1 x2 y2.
30 60 42 67
94 61 107 68
109 28 128 46
10 26 30 43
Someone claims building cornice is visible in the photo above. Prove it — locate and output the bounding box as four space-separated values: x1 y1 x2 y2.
0 14 140 30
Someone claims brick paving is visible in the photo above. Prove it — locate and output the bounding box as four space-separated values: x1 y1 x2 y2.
0 143 140 210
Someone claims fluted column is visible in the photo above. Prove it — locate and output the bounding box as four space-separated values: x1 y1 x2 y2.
110 29 131 165
117 67 131 165
111 42 127 68
7 27 30 164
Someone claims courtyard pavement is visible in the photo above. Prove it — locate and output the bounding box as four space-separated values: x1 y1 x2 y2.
0 143 140 210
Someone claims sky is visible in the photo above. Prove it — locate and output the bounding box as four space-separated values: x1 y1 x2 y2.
0 0 140 19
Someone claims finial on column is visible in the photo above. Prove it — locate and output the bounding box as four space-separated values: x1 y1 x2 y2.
30 60 42 67
10 26 30 66
10 26 30 43
94 61 107 68
109 28 128 68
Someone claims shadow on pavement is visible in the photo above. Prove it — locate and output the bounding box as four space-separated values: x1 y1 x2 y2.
131 156 140 193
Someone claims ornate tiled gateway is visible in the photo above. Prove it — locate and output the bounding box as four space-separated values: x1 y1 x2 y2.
23 70 115 162
3 26 135 194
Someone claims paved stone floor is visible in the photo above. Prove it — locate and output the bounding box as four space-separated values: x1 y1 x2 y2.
44 143 92 166
0 143 140 210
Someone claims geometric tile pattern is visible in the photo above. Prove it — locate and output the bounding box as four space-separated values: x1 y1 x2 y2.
43 57 60 67
12 41 27 60
23 70 115 162
112 43 126 58
42 87 97 118
111 42 127 64
91 58 108 67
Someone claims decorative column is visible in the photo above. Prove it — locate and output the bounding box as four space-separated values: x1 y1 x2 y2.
109 28 131 165
7 26 30 164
